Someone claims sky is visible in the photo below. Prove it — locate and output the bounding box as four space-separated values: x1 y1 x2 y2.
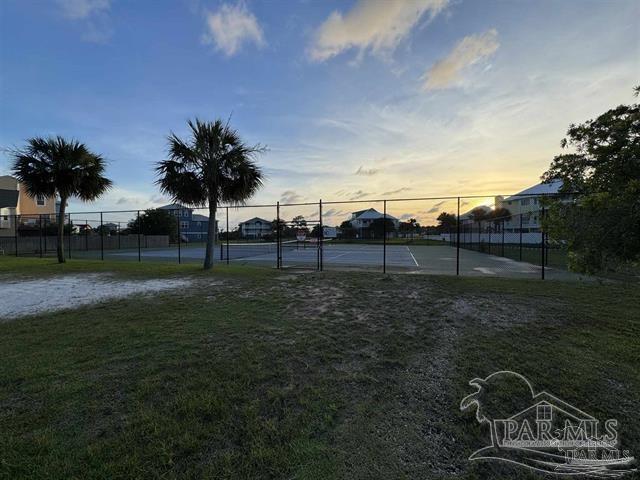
0 0 638 227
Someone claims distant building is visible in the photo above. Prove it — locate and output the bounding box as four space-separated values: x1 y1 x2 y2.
0 175 58 236
158 204 217 241
495 180 563 233
238 217 272 239
349 208 399 238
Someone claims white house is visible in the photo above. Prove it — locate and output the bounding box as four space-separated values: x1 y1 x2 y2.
495 180 563 233
239 217 272 239
349 208 399 237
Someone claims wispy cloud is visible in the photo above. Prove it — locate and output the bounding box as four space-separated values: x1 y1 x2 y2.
355 166 379 176
423 29 499 90
202 2 265 57
309 0 449 62
381 187 411 196
350 190 370 200
56 0 112 42
280 190 304 204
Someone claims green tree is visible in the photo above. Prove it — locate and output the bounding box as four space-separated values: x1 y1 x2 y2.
437 212 457 231
11 136 112 263
339 220 356 239
368 217 396 239
156 119 265 269
128 209 178 242
541 88 640 273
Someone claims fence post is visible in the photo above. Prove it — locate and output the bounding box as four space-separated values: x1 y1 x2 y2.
383 200 387 274
68 213 72 259
519 213 523 261
44 216 47 254
319 199 323 272
501 219 505 257
118 222 121 250
39 215 43 258
177 208 181 264
541 206 545 280
14 215 18 257
226 207 230 266
276 202 280 269
137 210 141 262
456 198 460 275
100 212 104 260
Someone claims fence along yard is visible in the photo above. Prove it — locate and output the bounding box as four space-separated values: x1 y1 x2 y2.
0 191 608 281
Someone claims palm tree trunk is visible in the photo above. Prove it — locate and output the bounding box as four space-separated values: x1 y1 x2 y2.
57 196 67 263
203 201 217 270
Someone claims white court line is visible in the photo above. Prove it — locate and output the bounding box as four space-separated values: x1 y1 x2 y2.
406 246 419 267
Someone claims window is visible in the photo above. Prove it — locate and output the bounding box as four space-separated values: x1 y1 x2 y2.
180 221 189 231
521 198 530 206
36 194 46 206
537 404 552 421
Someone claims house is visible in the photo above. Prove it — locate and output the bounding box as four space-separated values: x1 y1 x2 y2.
238 217 272 239
158 204 217 242
349 208 399 238
495 180 563 233
0 175 57 236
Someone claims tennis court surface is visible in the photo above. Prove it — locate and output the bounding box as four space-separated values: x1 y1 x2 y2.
104 241 583 280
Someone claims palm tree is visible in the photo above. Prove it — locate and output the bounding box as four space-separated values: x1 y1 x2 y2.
11 137 112 263
156 118 265 270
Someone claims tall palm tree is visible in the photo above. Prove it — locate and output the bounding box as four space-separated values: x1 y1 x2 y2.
11 137 112 263
156 118 265 270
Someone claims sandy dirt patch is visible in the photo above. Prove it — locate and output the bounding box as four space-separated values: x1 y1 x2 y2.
0 274 191 320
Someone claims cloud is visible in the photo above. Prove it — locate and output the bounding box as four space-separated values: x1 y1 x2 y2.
56 0 112 43
280 190 304 204
202 2 265 56
309 0 448 62
355 165 379 176
381 187 412 196
423 29 499 90
349 190 370 200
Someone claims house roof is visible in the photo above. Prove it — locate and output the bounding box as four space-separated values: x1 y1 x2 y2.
505 180 563 200
158 203 192 211
352 208 398 221
191 214 209 222
239 217 271 225
0 189 19 209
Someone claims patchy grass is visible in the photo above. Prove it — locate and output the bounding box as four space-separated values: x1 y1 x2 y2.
0 258 638 479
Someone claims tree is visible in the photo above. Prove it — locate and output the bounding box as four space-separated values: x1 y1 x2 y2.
541 89 640 273
128 209 178 242
437 212 457 231
11 136 112 263
339 220 356 239
156 118 265 270
469 207 489 223
399 218 421 237
489 208 511 229
368 217 396 239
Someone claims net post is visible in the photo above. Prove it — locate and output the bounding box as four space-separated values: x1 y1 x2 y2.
137 210 141 262
39 214 43 258
383 200 387 274
100 212 104 260
456 197 460 276
276 202 280 269
177 208 181 264
226 206 230 265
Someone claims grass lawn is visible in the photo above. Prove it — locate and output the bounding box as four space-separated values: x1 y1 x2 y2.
1 258 638 479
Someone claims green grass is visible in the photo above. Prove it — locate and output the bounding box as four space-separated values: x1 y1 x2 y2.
1 258 638 479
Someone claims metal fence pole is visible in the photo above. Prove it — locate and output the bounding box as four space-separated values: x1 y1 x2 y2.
541 206 545 280
383 200 387 273
519 213 523 261
226 206 230 266
137 210 141 262
68 213 72 259
177 208 181 264
319 199 323 271
118 222 121 250
14 215 18 257
100 212 104 260
39 215 43 258
276 202 280 269
456 197 460 276
44 216 47 254
501 219 505 257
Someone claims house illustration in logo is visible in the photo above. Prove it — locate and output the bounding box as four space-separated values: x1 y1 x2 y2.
460 371 636 478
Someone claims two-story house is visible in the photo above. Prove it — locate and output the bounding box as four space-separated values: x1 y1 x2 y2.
495 180 563 233
159 204 216 242
349 208 399 238
0 175 57 236
238 217 272 239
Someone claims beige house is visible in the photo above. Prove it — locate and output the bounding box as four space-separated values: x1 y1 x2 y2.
0 175 58 235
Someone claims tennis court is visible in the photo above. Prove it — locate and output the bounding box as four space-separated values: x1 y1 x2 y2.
104 241 582 280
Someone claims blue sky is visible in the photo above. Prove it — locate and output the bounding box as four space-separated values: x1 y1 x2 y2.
0 0 638 225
